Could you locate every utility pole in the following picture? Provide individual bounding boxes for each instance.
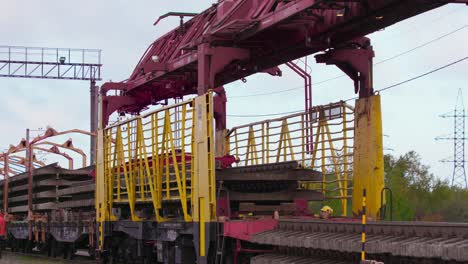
[90,80,98,165]
[25,128,34,240]
[436,89,468,189]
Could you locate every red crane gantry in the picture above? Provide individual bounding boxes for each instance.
[100,0,467,126]
[95,1,468,262]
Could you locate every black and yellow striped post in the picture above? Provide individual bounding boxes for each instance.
[361,188,367,261]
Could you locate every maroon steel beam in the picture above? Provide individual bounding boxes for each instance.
[100,0,468,125]
[3,155,9,213]
[316,37,375,98]
[286,61,313,152]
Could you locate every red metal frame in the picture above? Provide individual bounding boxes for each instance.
[100,0,467,125]
[223,218,278,242]
[286,61,313,152]
[233,239,273,264]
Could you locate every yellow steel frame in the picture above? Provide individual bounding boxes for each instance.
[96,93,215,251]
[227,101,354,215]
[192,94,216,257]
[352,95,384,219]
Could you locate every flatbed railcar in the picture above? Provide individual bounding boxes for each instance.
[0,163,95,259]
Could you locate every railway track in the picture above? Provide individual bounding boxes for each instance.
[251,253,354,264]
[251,219,468,263]
[1,250,94,263]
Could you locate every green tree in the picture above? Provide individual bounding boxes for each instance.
[384,151,468,222]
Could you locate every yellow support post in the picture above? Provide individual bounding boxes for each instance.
[192,93,215,259]
[96,96,113,250]
[246,126,258,165]
[342,104,349,217]
[352,94,384,219]
[95,127,106,250]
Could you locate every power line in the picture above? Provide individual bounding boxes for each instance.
[229,55,468,117]
[376,6,464,41]
[375,24,468,65]
[376,56,468,93]
[229,23,468,99]
[342,55,468,101]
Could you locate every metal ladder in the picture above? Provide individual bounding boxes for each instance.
[214,221,226,264]
[214,181,226,264]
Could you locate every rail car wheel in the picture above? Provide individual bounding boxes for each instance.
[107,249,116,264]
[10,238,16,252]
[36,241,46,253]
[64,243,75,260]
[19,239,27,253]
[24,239,33,253]
[88,246,96,259]
[50,239,61,258]
[15,239,23,252]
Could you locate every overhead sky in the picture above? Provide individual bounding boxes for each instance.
[0,1,467,182]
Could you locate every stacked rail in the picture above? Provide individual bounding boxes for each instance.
[0,163,95,248]
[252,219,468,262]
[0,163,94,213]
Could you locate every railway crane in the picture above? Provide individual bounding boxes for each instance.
[96,0,468,263]
[3,0,468,264]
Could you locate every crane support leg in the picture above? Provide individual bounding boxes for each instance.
[213,87,228,157]
[353,94,384,219]
[316,37,384,219]
[192,93,216,263]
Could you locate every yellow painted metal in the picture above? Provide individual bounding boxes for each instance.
[320,119,326,195]
[199,197,206,257]
[96,127,106,250]
[352,95,384,219]
[342,104,349,216]
[96,95,114,250]
[246,126,258,166]
[226,101,354,215]
[98,93,215,231]
[191,93,216,257]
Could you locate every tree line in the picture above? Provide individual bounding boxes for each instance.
[383,151,468,222]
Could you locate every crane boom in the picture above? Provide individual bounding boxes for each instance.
[100,0,467,125]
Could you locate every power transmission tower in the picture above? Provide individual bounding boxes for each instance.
[436,89,468,189]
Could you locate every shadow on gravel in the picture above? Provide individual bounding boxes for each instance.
[0,251,93,264]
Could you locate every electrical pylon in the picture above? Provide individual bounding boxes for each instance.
[436,89,468,189]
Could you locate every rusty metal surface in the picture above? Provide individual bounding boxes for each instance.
[8,190,56,202]
[57,183,95,196]
[219,161,323,205]
[0,163,93,186]
[58,199,94,209]
[217,168,321,181]
[9,202,58,213]
[251,219,468,262]
[221,161,301,173]
[229,190,323,201]
[49,222,90,242]
[1,164,94,214]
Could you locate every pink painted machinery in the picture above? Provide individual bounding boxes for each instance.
[96,1,468,263]
[100,0,467,127]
